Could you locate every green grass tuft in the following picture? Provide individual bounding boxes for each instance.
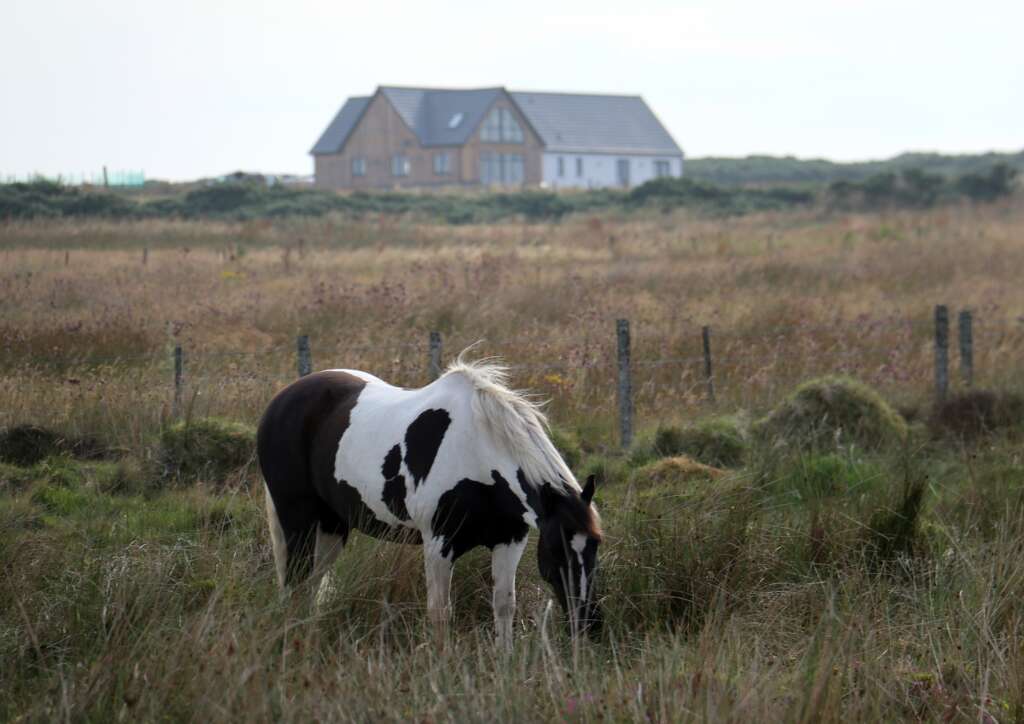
[159,417,256,484]
[754,376,908,452]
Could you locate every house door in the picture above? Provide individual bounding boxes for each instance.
[617,159,630,187]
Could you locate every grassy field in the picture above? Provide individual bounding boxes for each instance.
[2,197,1024,721]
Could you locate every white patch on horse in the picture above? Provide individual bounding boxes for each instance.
[572,532,588,604]
[445,356,582,497]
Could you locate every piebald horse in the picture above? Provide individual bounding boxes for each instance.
[257,357,602,644]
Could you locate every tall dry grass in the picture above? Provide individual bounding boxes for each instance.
[2,200,1023,450]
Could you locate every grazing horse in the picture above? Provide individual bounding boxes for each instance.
[257,357,603,644]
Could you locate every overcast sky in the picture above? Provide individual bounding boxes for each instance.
[2,0,1021,181]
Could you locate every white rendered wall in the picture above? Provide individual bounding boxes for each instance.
[541,153,683,189]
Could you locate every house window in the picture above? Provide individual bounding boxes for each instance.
[654,160,672,178]
[480,107,524,143]
[391,155,410,177]
[480,152,524,185]
[557,157,565,178]
[351,157,366,177]
[433,152,451,176]
[448,112,464,129]
[576,157,583,177]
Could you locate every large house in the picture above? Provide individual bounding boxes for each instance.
[311,86,684,190]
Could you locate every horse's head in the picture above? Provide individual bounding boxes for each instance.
[537,475,603,637]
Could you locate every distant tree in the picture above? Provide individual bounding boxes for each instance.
[955,163,1018,202]
[862,173,898,208]
[900,168,945,207]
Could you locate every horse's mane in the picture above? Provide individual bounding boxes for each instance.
[443,353,581,497]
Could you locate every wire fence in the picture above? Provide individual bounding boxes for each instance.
[3,305,1017,449]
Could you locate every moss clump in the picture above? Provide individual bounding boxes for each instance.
[159,417,256,484]
[654,416,749,468]
[755,376,907,451]
[631,455,724,489]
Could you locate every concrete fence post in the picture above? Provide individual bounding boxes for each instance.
[934,305,949,404]
[616,319,633,449]
[958,309,973,388]
[297,335,312,378]
[429,331,443,381]
[702,325,715,405]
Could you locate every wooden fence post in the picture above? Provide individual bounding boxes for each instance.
[702,325,715,405]
[617,319,633,449]
[296,335,312,378]
[172,345,184,418]
[934,305,949,404]
[429,331,443,381]
[142,247,148,266]
[958,309,973,388]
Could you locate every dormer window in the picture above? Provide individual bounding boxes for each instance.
[448,112,464,129]
[480,107,524,143]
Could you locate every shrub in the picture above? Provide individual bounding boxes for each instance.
[159,417,256,484]
[930,390,1024,441]
[0,425,63,466]
[955,163,1018,202]
[754,376,907,452]
[654,416,749,468]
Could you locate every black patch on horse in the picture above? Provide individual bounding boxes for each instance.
[381,444,410,521]
[431,469,530,560]
[518,468,543,518]
[257,370,367,585]
[403,409,451,487]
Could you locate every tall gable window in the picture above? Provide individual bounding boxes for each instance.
[391,155,410,177]
[433,152,451,176]
[480,152,524,185]
[480,107,524,143]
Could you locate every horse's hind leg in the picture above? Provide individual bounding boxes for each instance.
[311,523,346,611]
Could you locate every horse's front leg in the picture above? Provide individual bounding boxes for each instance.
[491,538,527,650]
[423,537,454,638]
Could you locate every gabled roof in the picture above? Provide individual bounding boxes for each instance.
[310,96,371,155]
[510,92,682,155]
[311,86,683,156]
[380,86,504,147]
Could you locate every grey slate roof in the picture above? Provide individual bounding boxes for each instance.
[310,86,682,156]
[381,86,504,147]
[511,92,682,155]
[310,96,371,155]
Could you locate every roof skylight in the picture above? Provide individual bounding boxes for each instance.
[448,112,464,129]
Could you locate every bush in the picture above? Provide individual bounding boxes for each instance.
[159,417,256,484]
[654,416,749,468]
[930,390,1024,441]
[0,425,63,466]
[955,163,1017,202]
[754,376,907,452]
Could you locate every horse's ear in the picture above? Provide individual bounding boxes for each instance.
[581,474,597,504]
